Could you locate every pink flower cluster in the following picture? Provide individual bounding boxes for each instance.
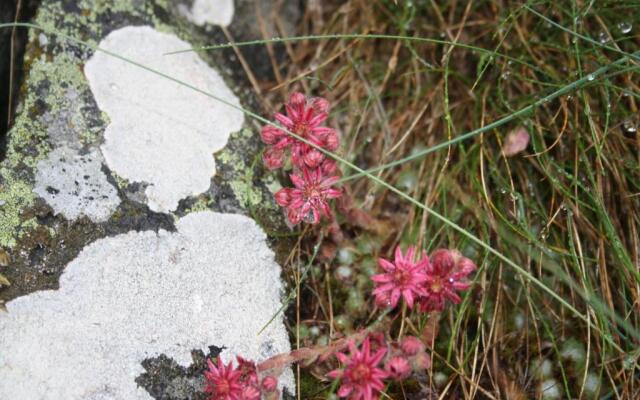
[261,92,342,225]
[204,356,279,400]
[372,246,476,312]
[327,335,431,400]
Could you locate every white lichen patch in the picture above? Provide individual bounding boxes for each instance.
[85,26,244,213]
[179,0,235,27]
[0,211,292,399]
[33,147,121,222]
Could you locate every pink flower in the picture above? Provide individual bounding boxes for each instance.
[235,356,258,386]
[418,249,476,312]
[399,336,424,356]
[240,386,260,400]
[327,337,389,400]
[263,147,285,170]
[275,168,342,225]
[260,92,339,169]
[384,356,412,380]
[371,246,429,309]
[204,358,243,400]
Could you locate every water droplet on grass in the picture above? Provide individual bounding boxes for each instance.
[618,22,632,34]
[621,119,637,136]
[597,31,609,44]
[586,74,595,81]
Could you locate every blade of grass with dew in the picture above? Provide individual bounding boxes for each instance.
[164,33,544,73]
[338,51,638,183]
[523,4,640,64]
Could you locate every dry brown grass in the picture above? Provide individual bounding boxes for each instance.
[245,1,640,398]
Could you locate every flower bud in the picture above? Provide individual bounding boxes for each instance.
[260,125,282,145]
[324,131,340,151]
[303,149,325,168]
[412,351,432,370]
[450,249,477,274]
[385,356,412,380]
[274,188,292,207]
[311,97,330,114]
[289,92,306,107]
[321,159,338,175]
[263,148,285,170]
[400,336,424,356]
[429,249,454,271]
[261,376,278,392]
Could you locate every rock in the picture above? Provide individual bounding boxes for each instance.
[179,0,235,27]
[33,146,120,222]
[228,0,302,81]
[171,0,303,81]
[0,0,299,398]
[85,26,244,213]
[0,211,293,399]
[1,0,41,149]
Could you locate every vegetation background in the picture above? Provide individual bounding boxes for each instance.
[248,1,639,399]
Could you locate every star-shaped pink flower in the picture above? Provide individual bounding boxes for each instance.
[418,249,476,312]
[371,246,429,309]
[327,337,389,400]
[260,92,339,169]
[275,167,342,224]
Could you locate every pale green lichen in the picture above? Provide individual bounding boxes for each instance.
[0,49,99,248]
[265,176,283,197]
[78,0,142,15]
[0,173,36,248]
[1,0,253,248]
[215,129,266,209]
[185,197,213,213]
[111,173,130,190]
[0,0,171,249]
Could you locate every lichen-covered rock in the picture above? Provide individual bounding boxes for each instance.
[85,25,244,213]
[0,211,293,399]
[34,146,121,221]
[0,0,302,398]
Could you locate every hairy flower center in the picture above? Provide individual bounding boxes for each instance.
[294,121,311,136]
[303,185,322,201]
[430,279,443,293]
[393,269,411,287]
[216,379,231,394]
[350,362,372,382]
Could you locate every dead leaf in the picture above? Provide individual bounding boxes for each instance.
[0,273,10,287]
[503,126,530,157]
[0,248,9,267]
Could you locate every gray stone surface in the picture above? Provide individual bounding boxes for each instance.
[0,211,293,399]
[34,147,120,222]
[179,0,235,27]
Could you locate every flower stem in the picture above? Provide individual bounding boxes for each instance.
[397,302,407,340]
